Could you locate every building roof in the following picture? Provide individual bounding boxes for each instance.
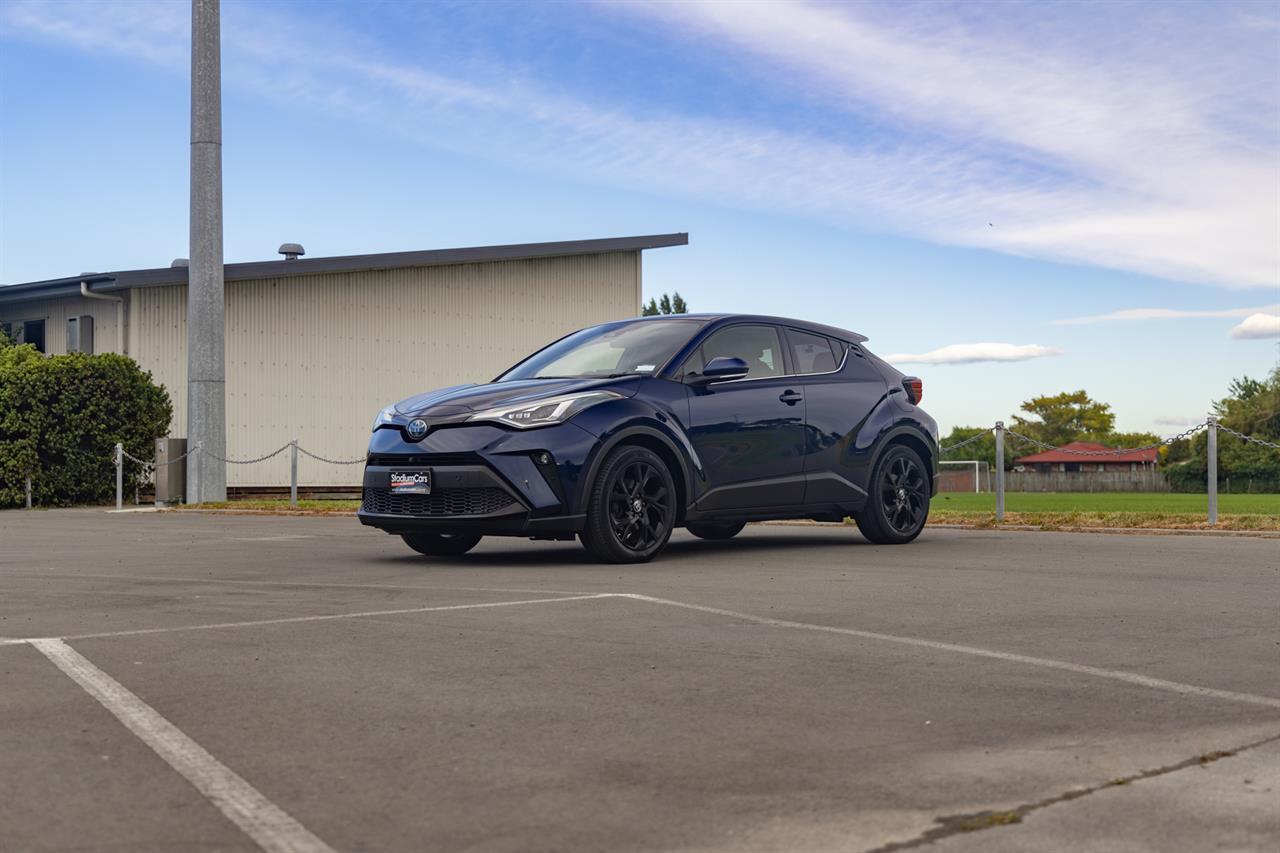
[0,233,688,305]
[1015,441,1158,465]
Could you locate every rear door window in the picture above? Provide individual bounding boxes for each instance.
[786,328,842,375]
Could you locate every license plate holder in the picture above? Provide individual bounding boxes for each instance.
[389,470,432,495]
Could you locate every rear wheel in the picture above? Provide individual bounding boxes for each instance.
[401,532,482,557]
[853,444,930,544]
[580,446,676,563]
[685,521,746,540]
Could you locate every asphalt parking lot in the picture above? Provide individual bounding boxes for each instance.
[1,510,1277,853]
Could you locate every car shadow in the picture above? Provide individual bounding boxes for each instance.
[374,528,879,569]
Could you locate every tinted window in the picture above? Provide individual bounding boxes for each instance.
[500,319,702,380]
[788,329,841,374]
[696,325,783,380]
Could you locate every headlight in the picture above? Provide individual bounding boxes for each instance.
[372,405,398,431]
[468,390,623,429]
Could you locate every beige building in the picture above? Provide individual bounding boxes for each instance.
[0,233,687,488]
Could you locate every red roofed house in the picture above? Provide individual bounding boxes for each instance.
[1015,441,1158,474]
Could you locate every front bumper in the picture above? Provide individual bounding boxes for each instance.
[356,419,598,536]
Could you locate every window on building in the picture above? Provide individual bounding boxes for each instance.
[1097,463,1106,472]
[23,320,45,353]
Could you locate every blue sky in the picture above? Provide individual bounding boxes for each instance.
[1,0,1277,435]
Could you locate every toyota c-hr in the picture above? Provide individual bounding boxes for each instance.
[359,315,938,563]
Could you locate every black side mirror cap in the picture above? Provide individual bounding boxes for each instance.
[692,356,750,384]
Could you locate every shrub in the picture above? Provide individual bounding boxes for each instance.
[0,339,172,507]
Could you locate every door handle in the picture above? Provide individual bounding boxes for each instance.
[779,390,803,405]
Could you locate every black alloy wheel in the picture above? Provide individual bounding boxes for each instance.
[581,446,676,563]
[853,444,930,544]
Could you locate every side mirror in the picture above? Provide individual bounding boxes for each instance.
[693,356,749,384]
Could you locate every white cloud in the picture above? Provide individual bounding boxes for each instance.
[2,0,1278,289]
[883,343,1063,366]
[1055,304,1280,325]
[1229,313,1280,340]
[613,1,1280,288]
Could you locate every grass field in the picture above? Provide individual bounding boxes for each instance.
[930,490,1278,531]
[189,491,1279,532]
[934,491,1280,514]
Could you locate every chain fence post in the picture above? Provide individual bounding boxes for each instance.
[994,421,1005,522]
[290,439,299,508]
[114,442,123,511]
[25,474,33,510]
[1206,415,1217,526]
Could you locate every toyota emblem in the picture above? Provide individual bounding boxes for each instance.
[405,418,429,440]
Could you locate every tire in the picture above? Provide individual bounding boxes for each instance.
[685,521,746,540]
[853,443,930,544]
[401,532,483,557]
[580,445,677,563]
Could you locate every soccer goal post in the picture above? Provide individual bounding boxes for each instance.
[940,460,991,493]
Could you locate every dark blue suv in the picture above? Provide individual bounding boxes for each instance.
[359,315,938,562]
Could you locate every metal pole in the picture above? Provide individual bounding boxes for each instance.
[187,0,227,504]
[290,439,298,508]
[1207,416,1218,526]
[115,443,123,510]
[994,421,1005,522]
[25,475,32,510]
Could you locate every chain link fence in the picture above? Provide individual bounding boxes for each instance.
[16,419,1279,524]
[105,440,366,510]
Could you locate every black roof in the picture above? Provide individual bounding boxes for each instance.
[612,312,868,344]
[0,233,688,305]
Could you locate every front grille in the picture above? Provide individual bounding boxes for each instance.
[367,453,481,467]
[362,487,517,517]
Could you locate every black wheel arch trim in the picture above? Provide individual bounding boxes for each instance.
[867,421,940,495]
[579,422,697,522]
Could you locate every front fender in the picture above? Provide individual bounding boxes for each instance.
[572,399,701,517]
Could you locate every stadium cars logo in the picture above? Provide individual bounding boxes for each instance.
[406,418,429,440]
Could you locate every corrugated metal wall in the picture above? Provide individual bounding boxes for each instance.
[0,295,127,354]
[131,251,641,486]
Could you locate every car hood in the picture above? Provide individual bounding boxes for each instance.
[394,376,639,416]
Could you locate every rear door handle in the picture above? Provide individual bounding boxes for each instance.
[779,390,803,405]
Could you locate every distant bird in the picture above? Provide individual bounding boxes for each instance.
[989,223,994,227]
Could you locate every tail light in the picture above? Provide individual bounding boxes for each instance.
[902,377,923,405]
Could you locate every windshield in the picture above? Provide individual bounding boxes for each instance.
[499,319,703,381]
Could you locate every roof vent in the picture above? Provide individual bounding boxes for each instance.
[278,243,305,261]
[171,258,189,268]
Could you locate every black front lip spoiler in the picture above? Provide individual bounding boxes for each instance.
[357,509,587,537]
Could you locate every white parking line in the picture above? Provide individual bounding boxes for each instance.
[57,593,614,641]
[31,638,338,853]
[617,594,1280,710]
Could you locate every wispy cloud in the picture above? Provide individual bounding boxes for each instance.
[1154,415,1201,427]
[1229,313,1280,340]
[613,1,1280,288]
[2,0,1277,289]
[883,343,1063,366]
[1055,304,1280,325]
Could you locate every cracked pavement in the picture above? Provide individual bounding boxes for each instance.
[2,509,1277,852]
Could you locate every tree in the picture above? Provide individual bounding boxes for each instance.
[1165,363,1280,492]
[1011,390,1115,447]
[1,336,173,507]
[641,293,689,316]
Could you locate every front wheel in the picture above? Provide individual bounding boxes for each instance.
[853,444,930,544]
[580,446,676,563]
[401,532,483,557]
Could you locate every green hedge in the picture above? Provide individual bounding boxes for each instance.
[1,339,172,507]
